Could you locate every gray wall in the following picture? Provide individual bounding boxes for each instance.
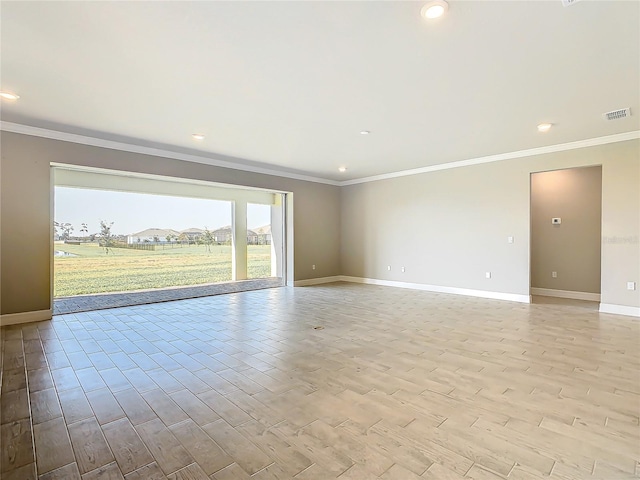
[341,140,639,308]
[0,131,341,315]
[530,166,602,294]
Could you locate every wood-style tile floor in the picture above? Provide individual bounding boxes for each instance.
[1,283,639,479]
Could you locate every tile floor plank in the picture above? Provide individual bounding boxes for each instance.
[101,418,154,475]
[166,463,209,480]
[2,462,37,480]
[81,462,125,480]
[123,462,166,480]
[113,389,157,426]
[58,387,95,425]
[33,417,75,475]
[38,462,82,480]
[30,388,63,424]
[134,418,194,475]
[1,388,31,423]
[202,419,273,476]
[141,389,189,427]
[1,419,34,473]
[1,285,639,479]
[168,419,234,475]
[86,388,126,425]
[67,418,115,474]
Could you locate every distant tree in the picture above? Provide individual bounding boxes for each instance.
[55,222,74,241]
[177,233,188,246]
[202,227,214,253]
[165,233,175,247]
[99,221,115,254]
[80,223,89,240]
[153,235,160,244]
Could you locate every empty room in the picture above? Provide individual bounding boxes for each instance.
[1,1,639,480]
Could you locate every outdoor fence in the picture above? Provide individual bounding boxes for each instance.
[112,241,156,251]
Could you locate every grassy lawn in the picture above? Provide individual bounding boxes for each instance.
[54,243,272,297]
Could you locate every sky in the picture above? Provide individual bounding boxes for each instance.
[55,187,271,235]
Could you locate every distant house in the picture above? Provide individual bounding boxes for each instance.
[127,226,272,245]
[212,226,233,244]
[180,228,204,243]
[127,228,181,244]
[252,225,272,245]
[247,229,259,245]
[209,226,270,245]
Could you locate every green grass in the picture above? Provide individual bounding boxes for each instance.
[54,243,272,297]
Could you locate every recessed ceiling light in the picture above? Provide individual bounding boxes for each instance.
[192,133,205,140]
[360,130,370,135]
[338,167,347,173]
[537,123,553,132]
[0,91,20,100]
[421,0,448,19]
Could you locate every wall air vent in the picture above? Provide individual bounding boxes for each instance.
[561,0,582,6]
[603,108,631,121]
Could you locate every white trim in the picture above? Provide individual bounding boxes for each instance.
[52,163,290,195]
[530,287,600,302]
[339,276,530,303]
[293,276,342,287]
[340,131,640,186]
[2,122,637,187]
[0,121,340,187]
[0,309,52,326]
[599,303,640,318]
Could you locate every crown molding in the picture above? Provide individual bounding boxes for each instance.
[2,121,637,187]
[0,121,341,186]
[340,130,640,186]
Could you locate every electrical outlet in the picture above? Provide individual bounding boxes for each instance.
[628,282,636,291]
[552,271,557,278]
[312,264,316,270]
[485,272,491,279]
[508,236,514,244]
[401,266,405,273]
[387,265,391,271]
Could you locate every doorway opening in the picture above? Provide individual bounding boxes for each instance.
[52,166,288,313]
[530,165,602,302]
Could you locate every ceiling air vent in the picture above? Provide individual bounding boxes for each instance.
[561,0,582,6]
[603,108,631,121]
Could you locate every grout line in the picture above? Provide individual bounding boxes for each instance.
[24,327,38,477]
[464,462,477,476]
[293,463,317,478]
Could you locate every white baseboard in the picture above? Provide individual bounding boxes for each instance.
[599,303,640,318]
[530,287,600,302]
[293,276,343,287]
[339,276,531,303]
[0,309,52,326]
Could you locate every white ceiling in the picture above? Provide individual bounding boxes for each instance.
[1,1,638,182]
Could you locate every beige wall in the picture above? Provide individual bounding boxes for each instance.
[0,131,341,315]
[530,166,602,294]
[1,135,52,315]
[341,140,640,308]
[2,131,638,317]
